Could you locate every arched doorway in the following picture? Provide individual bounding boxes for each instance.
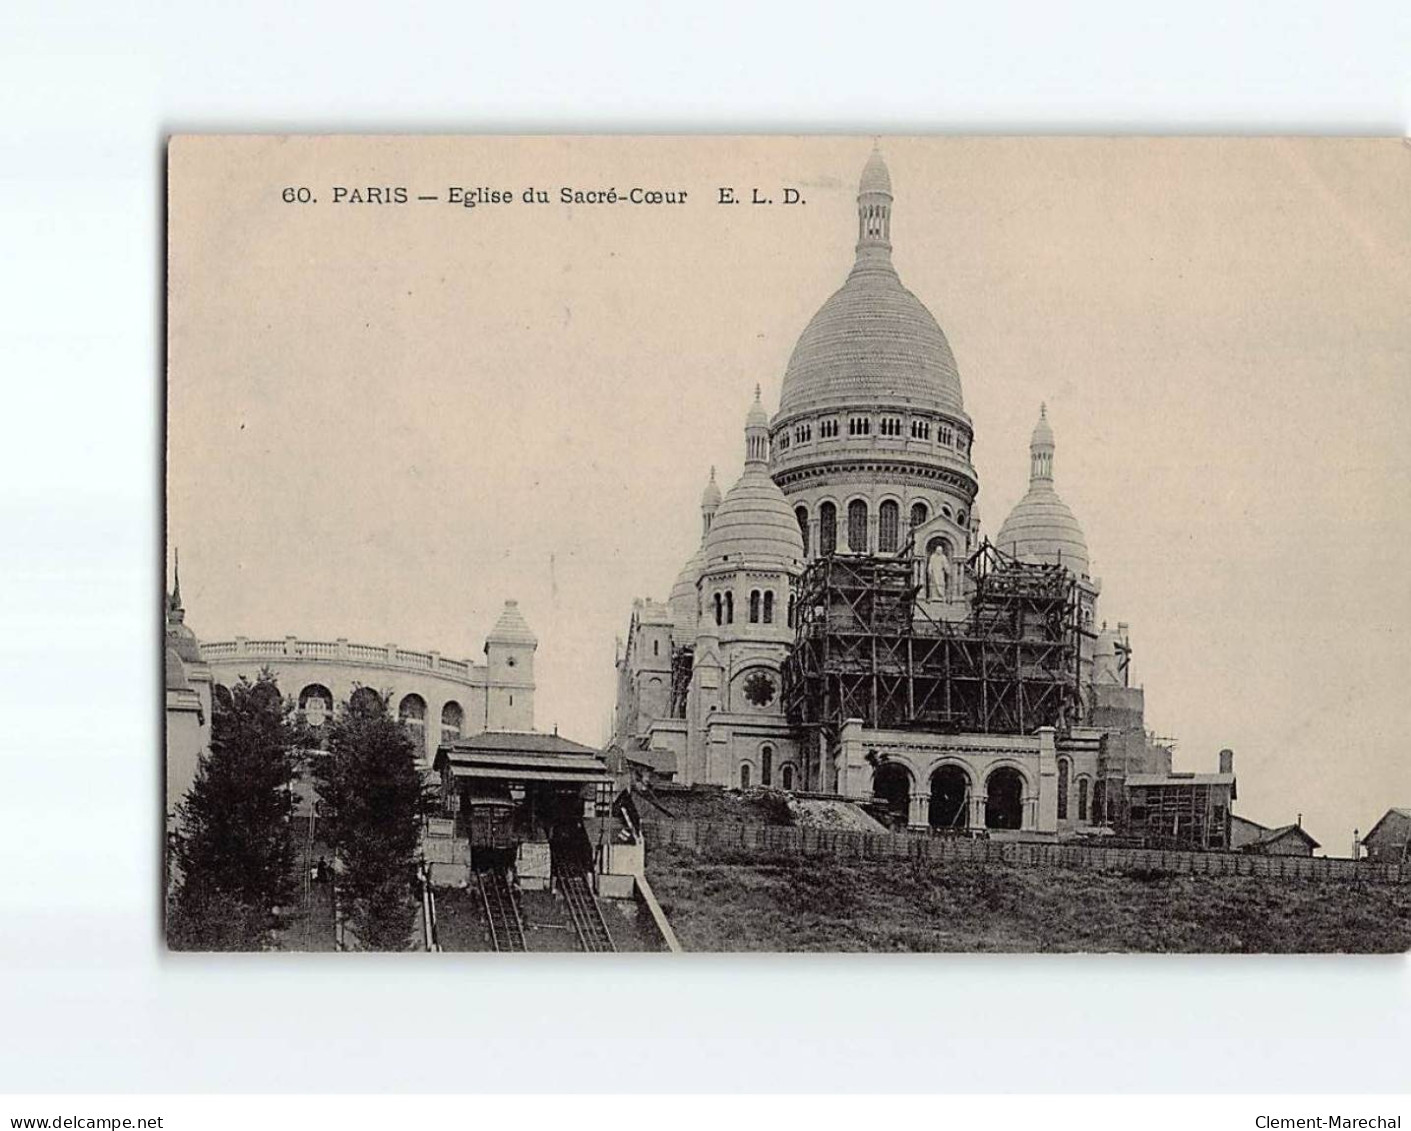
[928,765,969,830]
[298,683,333,727]
[398,693,428,758]
[872,762,911,828]
[984,767,1025,830]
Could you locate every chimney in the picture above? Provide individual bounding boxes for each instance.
[1218,748,1234,775]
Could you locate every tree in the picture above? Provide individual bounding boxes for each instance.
[311,688,426,951]
[168,670,297,951]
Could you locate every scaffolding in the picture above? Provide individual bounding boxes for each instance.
[668,645,693,719]
[781,541,1083,739]
[1125,780,1233,851]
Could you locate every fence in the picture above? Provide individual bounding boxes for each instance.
[640,819,1406,886]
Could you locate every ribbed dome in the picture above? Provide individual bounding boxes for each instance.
[703,465,805,568]
[777,150,963,419]
[779,271,965,416]
[996,486,1089,576]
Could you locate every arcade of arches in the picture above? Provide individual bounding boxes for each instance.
[868,760,1035,832]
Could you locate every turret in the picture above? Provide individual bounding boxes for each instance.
[484,599,536,731]
[700,466,721,537]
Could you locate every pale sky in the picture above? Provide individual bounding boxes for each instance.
[168,136,1411,856]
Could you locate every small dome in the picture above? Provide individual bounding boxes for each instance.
[700,466,722,510]
[995,487,1089,576]
[997,407,1087,575]
[668,545,704,632]
[859,146,892,196]
[165,645,191,692]
[166,618,202,665]
[706,398,806,569]
[703,467,805,569]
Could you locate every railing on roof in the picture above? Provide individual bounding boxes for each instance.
[199,635,483,684]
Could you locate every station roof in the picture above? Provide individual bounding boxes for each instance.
[433,730,610,785]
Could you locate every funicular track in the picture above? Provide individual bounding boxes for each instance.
[558,872,616,953]
[476,871,527,952]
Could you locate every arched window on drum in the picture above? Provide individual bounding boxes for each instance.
[818,502,837,556]
[847,499,868,552]
[878,499,900,553]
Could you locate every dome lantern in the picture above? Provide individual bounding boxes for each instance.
[1030,402,1055,482]
[855,142,894,269]
[745,384,769,464]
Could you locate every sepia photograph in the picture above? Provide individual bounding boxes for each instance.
[164,135,1411,954]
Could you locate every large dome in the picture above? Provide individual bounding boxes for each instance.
[996,406,1089,576]
[779,270,965,417]
[776,148,965,419]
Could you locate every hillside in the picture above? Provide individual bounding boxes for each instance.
[645,843,1411,953]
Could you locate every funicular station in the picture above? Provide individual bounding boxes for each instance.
[427,732,625,951]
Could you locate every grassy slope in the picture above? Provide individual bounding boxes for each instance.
[646,844,1411,953]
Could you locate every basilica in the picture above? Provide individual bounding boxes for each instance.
[612,146,1205,840]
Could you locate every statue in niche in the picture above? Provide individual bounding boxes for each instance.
[927,541,952,602]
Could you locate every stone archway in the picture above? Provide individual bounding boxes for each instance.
[872,762,911,829]
[928,764,970,830]
[984,766,1025,830]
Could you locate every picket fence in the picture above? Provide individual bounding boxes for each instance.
[639,818,1406,885]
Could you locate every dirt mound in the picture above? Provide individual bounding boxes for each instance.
[787,796,888,834]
